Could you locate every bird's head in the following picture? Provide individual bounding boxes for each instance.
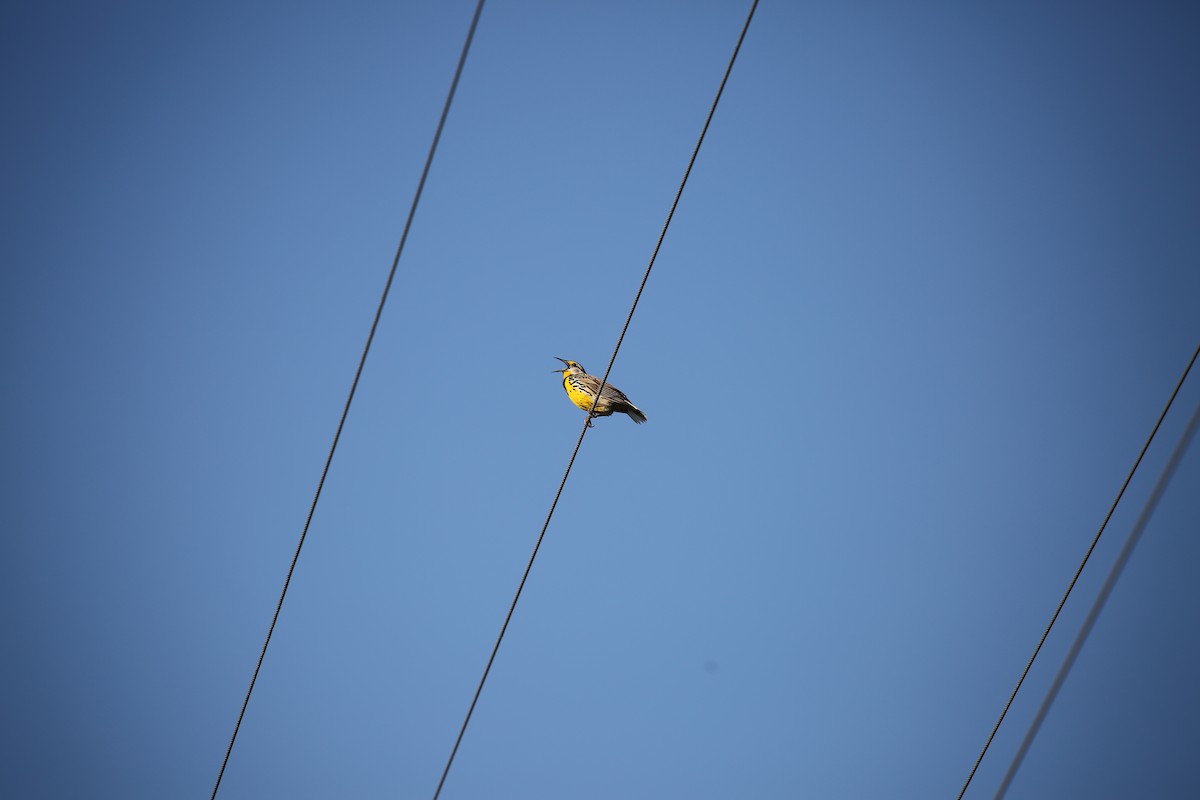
[553,357,585,375]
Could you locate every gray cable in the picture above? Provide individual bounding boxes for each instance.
[210,2,487,796]
[993,397,1200,798]
[957,342,1200,799]
[430,2,759,797]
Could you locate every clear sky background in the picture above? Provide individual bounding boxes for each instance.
[3,1,1199,798]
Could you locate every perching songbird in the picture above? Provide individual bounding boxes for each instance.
[553,357,647,426]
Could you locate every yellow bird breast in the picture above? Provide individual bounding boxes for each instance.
[564,377,606,413]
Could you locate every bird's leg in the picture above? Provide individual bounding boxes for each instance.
[586,413,595,428]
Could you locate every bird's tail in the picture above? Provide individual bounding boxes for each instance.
[620,403,647,424]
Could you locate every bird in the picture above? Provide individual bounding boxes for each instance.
[552,357,647,426]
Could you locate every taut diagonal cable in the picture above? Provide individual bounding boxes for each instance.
[956,340,1200,799]
[210,2,487,797]
[994,396,1200,798]
[430,2,759,798]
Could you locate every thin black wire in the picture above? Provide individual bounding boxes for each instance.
[992,396,1200,798]
[210,2,487,797]
[956,341,1200,800]
[430,3,758,797]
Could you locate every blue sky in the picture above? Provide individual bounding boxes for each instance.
[3,1,1199,798]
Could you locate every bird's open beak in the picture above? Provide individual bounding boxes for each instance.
[552,357,569,372]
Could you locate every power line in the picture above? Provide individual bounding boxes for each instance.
[209,2,488,797]
[993,395,1200,798]
[430,2,759,797]
[956,341,1200,799]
